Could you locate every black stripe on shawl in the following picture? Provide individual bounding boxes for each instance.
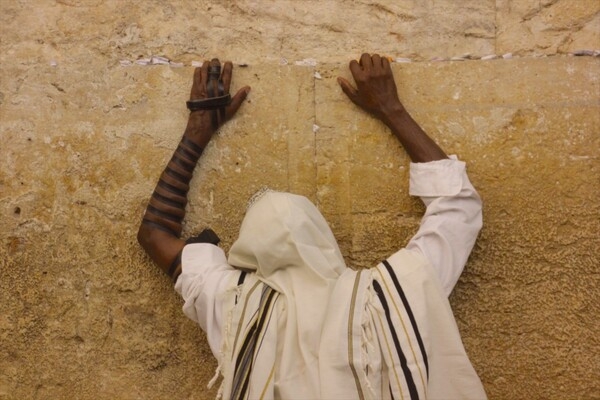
[249,288,277,355]
[235,272,247,305]
[231,323,257,398]
[238,288,277,399]
[234,323,257,371]
[237,271,247,286]
[373,280,420,400]
[237,368,251,400]
[253,293,279,361]
[382,259,429,378]
[232,287,278,399]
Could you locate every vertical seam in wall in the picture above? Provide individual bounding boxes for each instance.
[312,66,318,204]
[348,74,355,268]
[286,67,291,193]
[494,0,498,55]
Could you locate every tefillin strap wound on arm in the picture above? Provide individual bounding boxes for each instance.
[186,64,231,131]
[142,137,204,238]
[168,228,221,282]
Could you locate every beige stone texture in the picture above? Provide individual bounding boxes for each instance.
[1,1,599,399]
[497,0,600,56]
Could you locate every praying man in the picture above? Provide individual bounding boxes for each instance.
[138,53,487,400]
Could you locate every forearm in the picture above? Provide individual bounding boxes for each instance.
[137,59,249,281]
[337,53,447,163]
[382,107,447,163]
[405,160,482,295]
[141,135,203,236]
[137,114,212,274]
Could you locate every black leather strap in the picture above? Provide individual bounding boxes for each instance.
[147,204,182,223]
[165,166,189,182]
[170,154,196,172]
[186,94,232,111]
[180,136,204,155]
[152,190,185,208]
[176,145,200,163]
[157,180,187,197]
[188,63,230,131]
[185,228,221,245]
[142,218,179,237]
[168,250,183,278]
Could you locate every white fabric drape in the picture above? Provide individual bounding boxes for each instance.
[225,192,347,399]
[175,157,488,399]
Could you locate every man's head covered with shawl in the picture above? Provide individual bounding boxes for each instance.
[226,191,347,397]
[228,191,347,284]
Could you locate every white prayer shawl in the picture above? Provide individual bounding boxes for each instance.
[217,192,486,400]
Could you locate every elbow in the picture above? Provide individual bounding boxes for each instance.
[137,223,153,253]
[475,190,483,227]
[474,209,483,237]
[471,191,484,235]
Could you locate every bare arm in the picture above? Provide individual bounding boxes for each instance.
[337,53,447,162]
[137,58,250,281]
[338,53,482,295]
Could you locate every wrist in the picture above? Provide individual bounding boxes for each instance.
[184,112,214,146]
[380,103,407,126]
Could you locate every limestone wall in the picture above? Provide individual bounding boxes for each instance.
[1,1,598,399]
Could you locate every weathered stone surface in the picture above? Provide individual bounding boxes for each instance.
[1,1,599,399]
[1,0,497,65]
[497,0,600,55]
[1,0,597,68]
[0,62,314,399]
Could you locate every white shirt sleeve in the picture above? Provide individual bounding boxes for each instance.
[405,156,483,296]
[174,243,240,357]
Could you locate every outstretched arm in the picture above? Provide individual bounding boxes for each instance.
[137,58,250,281]
[338,53,482,295]
[337,53,447,163]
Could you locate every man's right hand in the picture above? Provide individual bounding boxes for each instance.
[338,53,447,163]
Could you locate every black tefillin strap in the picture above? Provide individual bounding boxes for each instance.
[142,139,204,238]
[186,64,231,130]
[168,228,221,281]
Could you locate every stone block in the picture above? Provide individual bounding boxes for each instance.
[0,0,498,67]
[496,0,600,55]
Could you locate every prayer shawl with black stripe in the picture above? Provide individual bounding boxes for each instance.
[216,192,486,399]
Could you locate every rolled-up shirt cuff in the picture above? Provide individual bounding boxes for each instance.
[409,155,466,197]
[174,243,232,326]
[174,243,230,295]
[174,243,236,358]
